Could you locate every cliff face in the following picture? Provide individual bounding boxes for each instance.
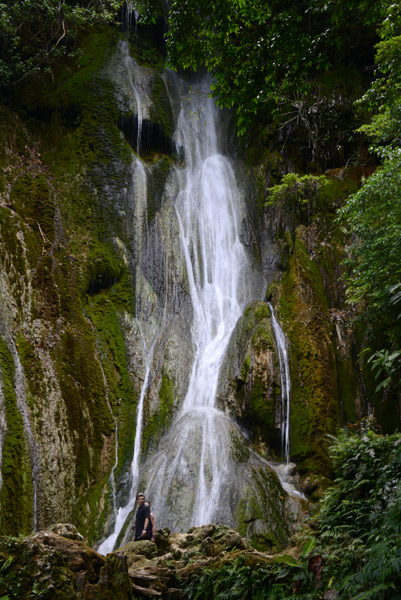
[0,24,374,544]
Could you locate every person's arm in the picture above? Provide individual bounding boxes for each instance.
[142,517,149,538]
[150,513,156,541]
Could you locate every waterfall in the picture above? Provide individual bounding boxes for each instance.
[268,303,291,464]
[97,49,268,551]
[131,75,260,533]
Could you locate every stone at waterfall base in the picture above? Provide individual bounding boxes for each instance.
[0,522,314,599]
[0,524,133,599]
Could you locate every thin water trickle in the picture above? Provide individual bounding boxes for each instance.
[98,343,119,514]
[97,320,159,555]
[0,379,5,497]
[13,346,39,530]
[268,303,291,464]
[120,41,144,154]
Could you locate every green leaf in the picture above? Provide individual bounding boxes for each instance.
[301,538,316,558]
[275,554,299,567]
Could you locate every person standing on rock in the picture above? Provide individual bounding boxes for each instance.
[132,492,152,541]
[145,501,156,542]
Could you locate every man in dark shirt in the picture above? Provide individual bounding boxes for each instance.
[132,492,152,541]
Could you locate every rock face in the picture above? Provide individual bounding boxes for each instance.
[0,21,374,546]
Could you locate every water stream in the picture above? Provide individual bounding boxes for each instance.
[268,303,291,464]
[12,345,39,531]
[0,379,5,497]
[98,322,159,554]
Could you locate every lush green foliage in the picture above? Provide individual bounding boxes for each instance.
[181,428,401,600]
[339,5,401,391]
[267,173,329,210]
[317,427,401,599]
[0,0,123,87]
[339,150,401,331]
[164,0,390,134]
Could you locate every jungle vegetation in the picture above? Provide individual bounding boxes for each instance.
[1,1,401,598]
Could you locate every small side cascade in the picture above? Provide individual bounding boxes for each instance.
[124,0,140,33]
[97,343,119,514]
[120,41,144,154]
[12,345,39,531]
[97,322,159,555]
[268,303,291,465]
[0,379,6,497]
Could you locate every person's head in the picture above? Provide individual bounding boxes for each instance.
[145,501,150,508]
[137,492,145,506]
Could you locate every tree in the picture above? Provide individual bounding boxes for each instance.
[339,4,401,391]
[0,0,123,88]
[164,0,391,134]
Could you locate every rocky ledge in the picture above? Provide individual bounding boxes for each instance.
[0,523,292,599]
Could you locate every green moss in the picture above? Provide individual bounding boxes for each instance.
[279,228,339,472]
[52,28,120,116]
[146,157,173,223]
[141,370,176,455]
[235,493,262,537]
[16,336,45,409]
[229,431,250,463]
[247,376,275,433]
[240,354,251,381]
[232,303,280,448]
[254,303,270,320]
[0,336,33,535]
[234,468,289,552]
[0,208,41,289]
[9,174,55,242]
[83,293,137,541]
[148,74,175,137]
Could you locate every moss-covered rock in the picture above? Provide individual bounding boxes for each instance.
[221,300,283,457]
[266,171,368,473]
[0,529,133,599]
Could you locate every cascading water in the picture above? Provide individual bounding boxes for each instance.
[127,75,263,533]
[268,303,291,464]
[97,36,304,550]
